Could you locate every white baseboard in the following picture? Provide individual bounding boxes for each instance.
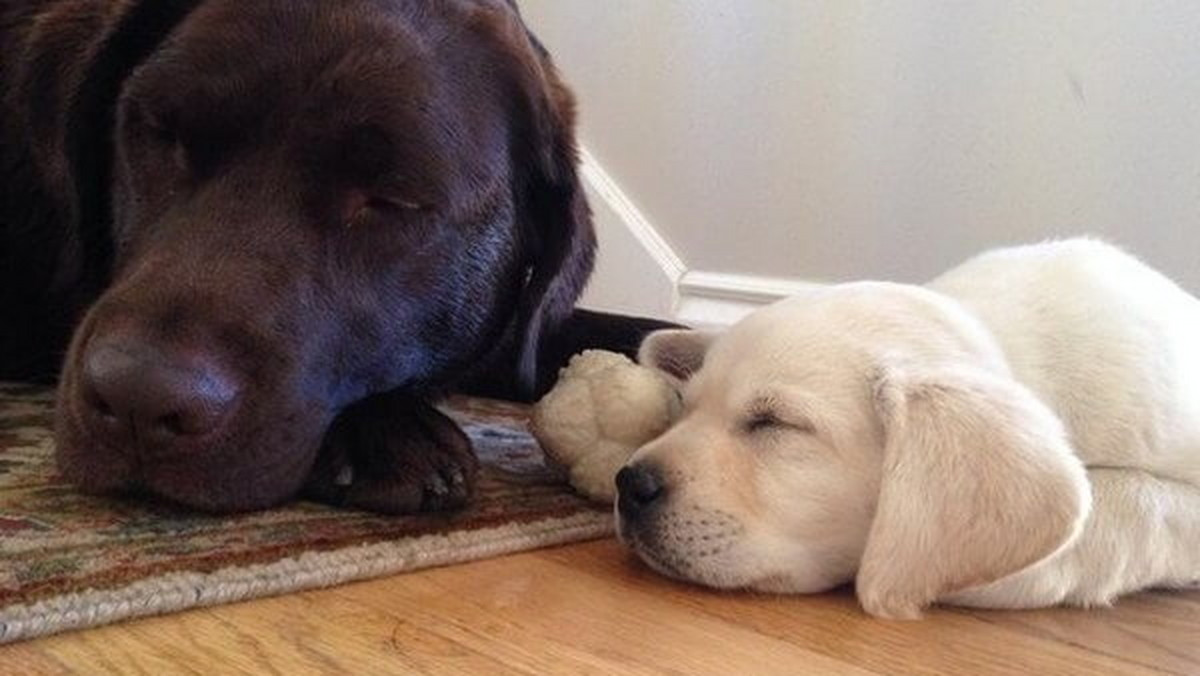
[675,271,822,327]
[579,147,815,327]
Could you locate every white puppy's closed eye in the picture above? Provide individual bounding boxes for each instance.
[742,395,815,436]
[856,365,1091,619]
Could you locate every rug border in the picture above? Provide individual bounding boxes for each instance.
[0,512,613,645]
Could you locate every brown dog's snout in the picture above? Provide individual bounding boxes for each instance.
[81,337,242,452]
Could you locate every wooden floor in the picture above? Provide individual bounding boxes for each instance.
[2,539,1197,675]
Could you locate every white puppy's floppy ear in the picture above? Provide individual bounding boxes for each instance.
[857,365,1090,619]
[637,329,717,384]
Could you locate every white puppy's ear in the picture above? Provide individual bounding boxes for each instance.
[857,365,1090,619]
[637,329,717,384]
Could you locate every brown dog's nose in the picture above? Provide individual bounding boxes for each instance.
[82,338,241,449]
[616,463,666,519]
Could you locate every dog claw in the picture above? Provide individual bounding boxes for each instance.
[427,474,449,496]
[307,393,478,514]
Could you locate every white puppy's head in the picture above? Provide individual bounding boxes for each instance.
[617,283,1090,619]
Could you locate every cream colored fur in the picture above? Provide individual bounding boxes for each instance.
[620,239,1200,618]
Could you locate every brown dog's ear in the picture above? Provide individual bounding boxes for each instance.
[857,365,1090,619]
[638,329,718,385]
[473,3,596,396]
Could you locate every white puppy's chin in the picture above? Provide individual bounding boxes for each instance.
[747,569,845,594]
[617,505,748,587]
[618,508,850,594]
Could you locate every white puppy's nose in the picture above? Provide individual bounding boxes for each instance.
[616,463,666,519]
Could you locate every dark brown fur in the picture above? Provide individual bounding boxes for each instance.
[0,0,676,512]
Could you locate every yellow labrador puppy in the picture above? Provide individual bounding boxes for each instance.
[617,239,1200,619]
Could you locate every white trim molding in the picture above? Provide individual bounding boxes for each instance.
[675,271,822,327]
[579,147,817,327]
[578,148,686,283]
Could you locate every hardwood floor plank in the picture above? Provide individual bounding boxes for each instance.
[537,541,1176,676]
[1,538,1196,675]
[4,585,531,675]
[962,591,1200,676]
[338,548,879,675]
[0,648,73,676]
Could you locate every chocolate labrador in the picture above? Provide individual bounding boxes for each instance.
[0,0,674,513]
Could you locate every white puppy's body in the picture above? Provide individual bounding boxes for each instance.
[931,241,1200,608]
[931,240,1200,488]
[621,239,1200,618]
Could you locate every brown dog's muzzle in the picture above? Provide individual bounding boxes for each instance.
[54,242,335,512]
[80,331,242,455]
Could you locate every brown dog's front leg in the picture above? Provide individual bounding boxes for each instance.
[461,308,686,402]
[304,391,479,514]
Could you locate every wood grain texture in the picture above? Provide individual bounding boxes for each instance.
[2,539,1197,675]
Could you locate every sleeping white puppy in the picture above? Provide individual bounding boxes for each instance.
[616,239,1200,619]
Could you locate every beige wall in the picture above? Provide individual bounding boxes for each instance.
[522,1,1200,297]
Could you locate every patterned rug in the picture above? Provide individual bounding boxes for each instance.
[0,382,610,644]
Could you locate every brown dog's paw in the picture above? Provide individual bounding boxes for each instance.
[304,392,479,514]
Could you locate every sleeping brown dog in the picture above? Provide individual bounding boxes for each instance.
[0,0,672,513]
